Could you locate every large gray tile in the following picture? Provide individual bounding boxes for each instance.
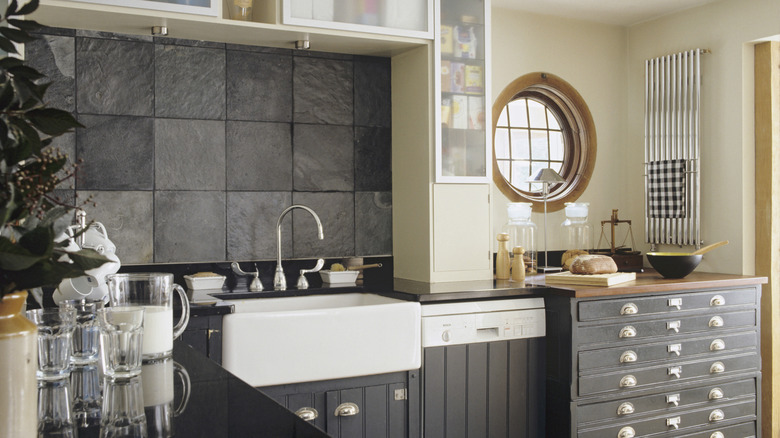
[155,119,226,191]
[226,50,292,122]
[155,44,226,120]
[354,57,391,128]
[76,37,154,116]
[154,191,226,263]
[293,57,353,125]
[76,30,153,42]
[226,121,291,191]
[226,192,292,261]
[293,124,353,191]
[355,127,391,191]
[77,190,154,264]
[76,115,154,190]
[355,192,392,256]
[25,34,75,112]
[291,192,354,258]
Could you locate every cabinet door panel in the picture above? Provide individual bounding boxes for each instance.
[364,385,388,438]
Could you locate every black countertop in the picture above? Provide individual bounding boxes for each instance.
[44,342,328,438]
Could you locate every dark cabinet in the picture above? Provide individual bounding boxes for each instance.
[545,285,762,437]
[181,314,223,365]
[260,371,420,438]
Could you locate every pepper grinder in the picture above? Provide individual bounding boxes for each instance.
[511,246,526,283]
[496,233,511,280]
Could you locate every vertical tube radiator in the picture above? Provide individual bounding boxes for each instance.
[644,48,708,250]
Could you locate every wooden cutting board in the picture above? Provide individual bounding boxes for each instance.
[545,271,637,287]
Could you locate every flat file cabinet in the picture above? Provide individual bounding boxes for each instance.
[545,284,761,437]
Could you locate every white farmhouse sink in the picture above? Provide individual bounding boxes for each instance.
[221,293,421,387]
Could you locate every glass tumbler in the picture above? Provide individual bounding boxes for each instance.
[70,364,102,428]
[37,379,77,437]
[59,299,104,364]
[26,307,76,381]
[101,376,147,438]
[98,307,145,378]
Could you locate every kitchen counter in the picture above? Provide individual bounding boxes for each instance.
[381,277,550,303]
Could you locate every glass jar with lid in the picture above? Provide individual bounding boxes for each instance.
[502,202,537,273]
[561,202,592,251]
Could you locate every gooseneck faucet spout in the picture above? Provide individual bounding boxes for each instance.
[274,205,324,290]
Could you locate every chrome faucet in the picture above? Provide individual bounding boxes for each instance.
[274,205,324,290]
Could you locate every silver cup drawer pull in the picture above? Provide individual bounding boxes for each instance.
[709,316,724,327]
[617,402,635,416]
[708,387,724,400]
[619,326,637,338]
[668,366,682,379]
[617,426,635,438]
[710,432,725,438]
[666,393,680,406]
[668,343,682,356]
[334,402,360,417]
[710,361,725,374]
[709,409,725,422]
[666,416,681,429]
[620,375,637,388]
[710,295,726,306]
[620,303,639,315]
[667,320,681,333]
[620,350,637,363]
[710,339,725,351]
[668,298,682,309]
[295,407,318,421]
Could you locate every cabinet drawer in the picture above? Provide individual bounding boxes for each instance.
[578,289,757,322]
[578,352,758,397]
[577,378,757,425]
[578,400,756,438]
[576,310,756,347]
[579,331,758,371]
[674,420,756,437]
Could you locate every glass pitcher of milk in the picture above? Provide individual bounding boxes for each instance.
[106,273,190,361]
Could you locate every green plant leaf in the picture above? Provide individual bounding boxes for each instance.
[16,0,39,16]
[0,235,42,270]
[0,37,18,54]
[7,18,41,31]
[67,248,111,271]
[8,65,45,81]
[0,57,24,70]
[27,108,82,135]
[0,27,36,44]
[0,80,16,110]
[17,224,54,256]
[5,0,19,16]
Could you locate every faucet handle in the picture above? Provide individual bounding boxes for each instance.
[297,259,325,289]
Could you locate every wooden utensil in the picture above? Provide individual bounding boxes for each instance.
[346,263,383,271]
[691,240,729,256]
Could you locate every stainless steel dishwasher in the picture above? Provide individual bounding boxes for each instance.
[420,298,546,438]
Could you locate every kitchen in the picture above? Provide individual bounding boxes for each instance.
[3,0,778,436]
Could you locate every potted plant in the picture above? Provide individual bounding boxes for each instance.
[0,1,109,435]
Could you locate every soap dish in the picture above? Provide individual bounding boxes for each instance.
[319,270,359,284]
[184,274,226,290]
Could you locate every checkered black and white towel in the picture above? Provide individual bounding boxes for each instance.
[648,159,686,218]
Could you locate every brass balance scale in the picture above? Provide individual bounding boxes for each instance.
[592,209,644,272]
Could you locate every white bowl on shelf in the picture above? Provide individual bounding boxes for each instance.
[319,270,359,284]
[184,274,226,290]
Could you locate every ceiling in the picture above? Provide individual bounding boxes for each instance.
[491,0,722,26]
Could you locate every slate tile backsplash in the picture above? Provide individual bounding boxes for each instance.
[27,27,392,264]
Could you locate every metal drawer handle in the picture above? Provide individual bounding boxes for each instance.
[617,426,635,438]
[710,432,725,438]
[668,366,682,379]
[710,361,725,374]
[668,343,682,356]
[708,387,724,400]
[619,326,637,338]
[620,375,637,388]
[709,409,725,422]
[666,393,680,406]
[617,402,635,416]
[295,407,318,421]
[666,416,681,429]
[710,295,726,306]
[668,297,682,309]
[620,351,637,363]
[334,402,360,417]
[621,303,639,315]
[709,316,724,327]
[710,339,725,351]
[667,320,681,333]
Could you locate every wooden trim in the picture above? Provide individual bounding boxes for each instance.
[754,40,780,438]
[491,72,597,213]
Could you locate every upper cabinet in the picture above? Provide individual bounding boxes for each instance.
[435,0,491,183]
[63,0,219,16]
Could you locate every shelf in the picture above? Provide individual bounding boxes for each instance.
[34,0,429,57]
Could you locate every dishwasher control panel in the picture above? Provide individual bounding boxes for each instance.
[422,308,545,347]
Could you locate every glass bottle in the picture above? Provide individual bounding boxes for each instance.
[503,202,537,274]
[561,202,592,251]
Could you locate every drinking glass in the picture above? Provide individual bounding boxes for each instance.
[26,307,76,381]
[70,364,102,428]
[59,298,104,364]
[142,357,191,438]
[37,379,77,437]
[101,376,147,438]
[98,307,145,378]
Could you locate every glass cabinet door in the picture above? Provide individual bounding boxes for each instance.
[435,0,490,182]
[63,0,219,16]
[283,0,433,39]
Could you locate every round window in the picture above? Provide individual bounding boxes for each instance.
[492,73,596,212]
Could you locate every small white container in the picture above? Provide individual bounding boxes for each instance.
[319,270,359,284]
[184,274,226,290]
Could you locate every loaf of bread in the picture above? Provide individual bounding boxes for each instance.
[561,249,589,271]
[570,255,618,275]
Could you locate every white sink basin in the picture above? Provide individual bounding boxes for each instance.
[221,293,421,387]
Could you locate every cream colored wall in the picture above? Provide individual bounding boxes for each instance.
[626,0,780,275]
[490,10,628,253]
